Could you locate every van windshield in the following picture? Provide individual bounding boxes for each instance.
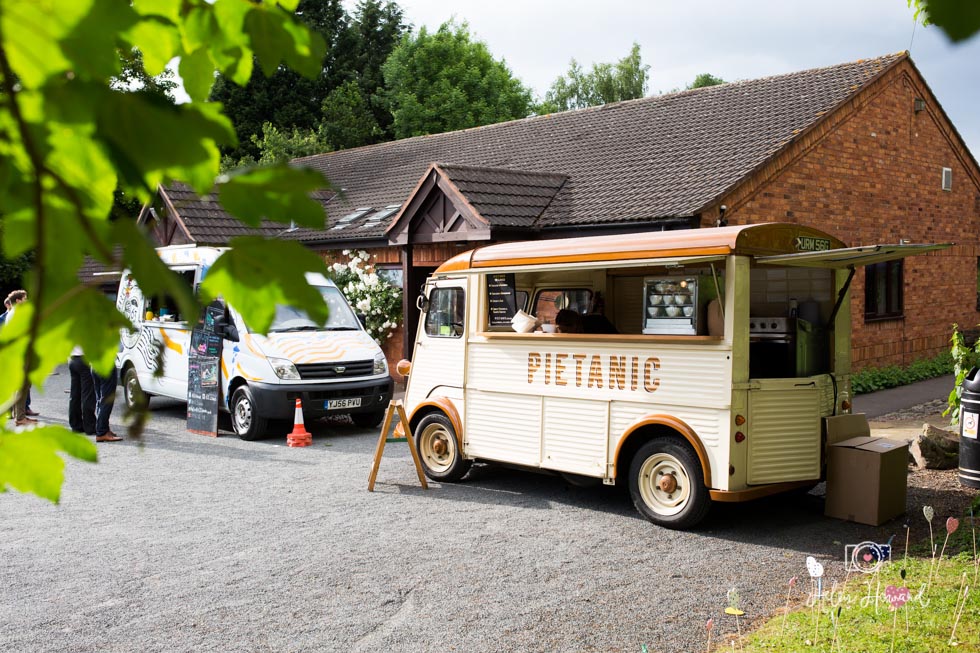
[268,286,360,332]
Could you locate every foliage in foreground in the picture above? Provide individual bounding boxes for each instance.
[0,0,338,502]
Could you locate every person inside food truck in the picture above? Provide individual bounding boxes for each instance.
[555,309,583,334]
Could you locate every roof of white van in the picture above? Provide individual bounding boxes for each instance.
[435,223,846,273]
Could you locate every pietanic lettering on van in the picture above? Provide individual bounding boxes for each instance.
[527,353,660,392]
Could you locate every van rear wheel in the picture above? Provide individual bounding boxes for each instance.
[231,385,268,441]
[629,438,710,529]
[415,413,471,482]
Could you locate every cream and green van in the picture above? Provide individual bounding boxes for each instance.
[397,223,947,528]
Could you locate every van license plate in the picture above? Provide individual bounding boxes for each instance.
[326,398,361,410]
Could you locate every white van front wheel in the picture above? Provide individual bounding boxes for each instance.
[415,413,471,482]
[230,385,268,441]
[629,438,710,529]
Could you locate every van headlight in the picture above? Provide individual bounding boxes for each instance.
[269,357,301,380]
[373,353,388,375]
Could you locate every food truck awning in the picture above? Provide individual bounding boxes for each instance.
[756,243,952,268]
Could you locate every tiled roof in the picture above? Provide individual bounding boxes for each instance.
[436,164,568,228]
[164,53,905,243]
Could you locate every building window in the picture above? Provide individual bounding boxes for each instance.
[864,260,903,321]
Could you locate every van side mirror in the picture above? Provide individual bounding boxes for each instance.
[216,320,239,342]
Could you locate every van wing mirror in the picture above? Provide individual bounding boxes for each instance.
[215,319,240,342]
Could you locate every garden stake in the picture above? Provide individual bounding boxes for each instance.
[889,605,899,653]
[949,585,969,644]
[725,588,745,653]
[937,517,960,572]
[704,618,713,653]
[971,507,978,585]
[903,523,910,569]
[829,605,842,653]
[924,505,936,593]
[779,576,797,637]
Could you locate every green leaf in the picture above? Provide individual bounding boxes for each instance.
[97,91,234,194]
[179,47,216,102]
[279,12,326,78]
[218,164,327,228]
[132,0,181,23]
[275,0,301,12]
[0,426,98,503]
[60,1,138,81]
[244,6,292,77]
[199,237,331,333]
[124,19,182,76]
[922,0,980,42]
[1,0,91,88]
[36,288,130,379]
[0,303,31,410]
[113,220,199,326]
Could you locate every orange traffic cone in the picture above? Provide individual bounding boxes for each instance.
[286,398,312,447]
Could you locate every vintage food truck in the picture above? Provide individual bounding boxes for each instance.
[116,245,393,439]
[397,223,948,528]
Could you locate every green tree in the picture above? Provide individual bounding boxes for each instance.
[222,122,332,171]
[539,43,650,113]
[908,0,980,42]
[320,79,383,151]
[0,0,339,503]
[382,21,534,139]
[210,0,406,161]
[688,73,726,89]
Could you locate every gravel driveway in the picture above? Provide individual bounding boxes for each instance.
[0,369,968,653]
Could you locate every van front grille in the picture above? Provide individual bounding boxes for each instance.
[295,360,374,380]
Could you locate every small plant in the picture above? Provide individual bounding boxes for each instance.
[327,250,402,345]
[944,324,980,425]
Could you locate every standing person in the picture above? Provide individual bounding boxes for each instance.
[91,363,121,442]
[68,346,97,435]
[6,290,35,426]
[0,297,10,324]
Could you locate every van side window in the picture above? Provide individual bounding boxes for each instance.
[425,287,465,338]
[533,289,592,326]
[146,269,195,323]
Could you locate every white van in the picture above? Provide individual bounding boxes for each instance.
[116,245,393,439]
[398,223,948,528]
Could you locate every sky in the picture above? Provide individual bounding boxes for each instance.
[349,0,979,157]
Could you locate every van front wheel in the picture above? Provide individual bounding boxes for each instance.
[629,438,710,529]
[415,413,471,482]
[230,385,268,441]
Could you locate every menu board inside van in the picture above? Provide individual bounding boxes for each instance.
[487,273,517,328]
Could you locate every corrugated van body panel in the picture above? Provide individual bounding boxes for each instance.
[747,386,821,483]
[541,398,609,475]
[464,389,541,465]
[463,339,732,477]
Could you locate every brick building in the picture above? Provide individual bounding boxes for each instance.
[142,52,979,373]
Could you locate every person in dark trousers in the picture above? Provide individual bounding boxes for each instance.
[68,347,96,435]
[92,364,121,442]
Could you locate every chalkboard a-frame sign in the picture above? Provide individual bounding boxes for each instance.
[187,300,224,436]
[487,273,518,328]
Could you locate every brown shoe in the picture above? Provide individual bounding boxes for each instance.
[14,417,38,426]
[25,409,39,417]
[96,432,123,442]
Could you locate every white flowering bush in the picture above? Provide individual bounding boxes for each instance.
[328,250,402,344]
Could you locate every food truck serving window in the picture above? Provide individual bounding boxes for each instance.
[425,287,465,338]
[533,289,593,325]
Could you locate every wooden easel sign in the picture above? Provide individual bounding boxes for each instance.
[367,400,428,491]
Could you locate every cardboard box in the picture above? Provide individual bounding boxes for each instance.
[825,435,908,526]
[824,414,872,447]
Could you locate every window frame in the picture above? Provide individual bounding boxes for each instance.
[864,259,904,322]
[424,286,465,338]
